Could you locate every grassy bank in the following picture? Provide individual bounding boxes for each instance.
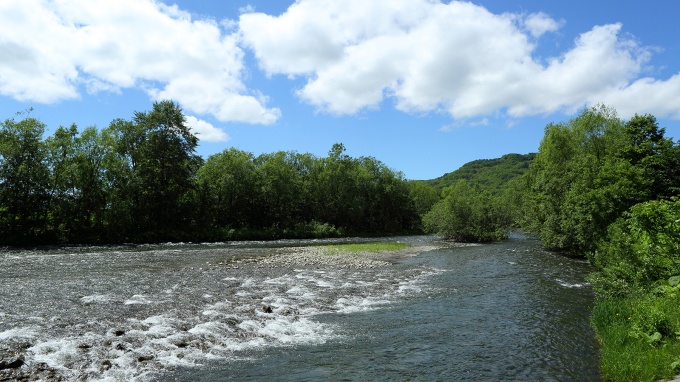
[321,242,411,254]
[591,292,680,381]
[589,199,680,381]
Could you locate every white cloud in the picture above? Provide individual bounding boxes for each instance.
[239,0,680,121]
[185,115,230,142]
[0,0,280,124]
[523,12,563,38]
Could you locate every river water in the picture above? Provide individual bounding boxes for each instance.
[0,235,600,381]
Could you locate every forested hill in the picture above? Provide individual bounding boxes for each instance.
[424,153,535,193]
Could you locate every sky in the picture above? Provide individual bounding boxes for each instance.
[1,1,679,180]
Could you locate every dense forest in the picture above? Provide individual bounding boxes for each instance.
[0,101,419,245]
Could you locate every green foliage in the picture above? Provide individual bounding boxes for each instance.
[423,180,509,242]
[524,105,666,254]
[322,242,411,254]
[0,106,418,244]
[44,125,109,243]
[406,181,440,217]
[420,153,535,235]
[589,199,680,381]
[521,106,680,380]
[590,199,680,295]
[426,153,535,194]
[0,112,51,244]
[196,148,258,229]
[591,295,680,382]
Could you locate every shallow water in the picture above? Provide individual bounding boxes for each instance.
[0,236,599,381]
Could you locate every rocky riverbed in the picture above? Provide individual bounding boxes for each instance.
[0,242,440,381]
[243,245,439,269]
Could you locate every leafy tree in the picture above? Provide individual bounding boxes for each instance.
[620,114,679,200]
[314,143,362,230]
[197,148,258,229]
[407,181,441,217]
[46,124,80,240]
[526,106,680,254]
[45,125,108,242]
[525,105,646,253]
[357,156,418,232]
[102,101,202,241]
[423,180,509,242]
[254,151,307,229]
[100,118,137,240]
[0,113,51,244]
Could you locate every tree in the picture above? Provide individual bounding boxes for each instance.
[46,124,80,240]
[620,114,678,200]
[408,181,440,217]
[423,180,508,242]
[0,113,51,244]
[102,100,202,241]
[45,124,108,242]
[197,148,258,229]
[525,105,645,253]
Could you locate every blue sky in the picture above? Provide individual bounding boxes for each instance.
[1,1,679,180]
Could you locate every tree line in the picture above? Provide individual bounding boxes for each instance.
[0,101,419,245]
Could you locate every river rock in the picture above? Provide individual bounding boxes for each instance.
[261,305,273,313]
[100,359,112,372]
[0,353,24,370]
[137,355,154,362]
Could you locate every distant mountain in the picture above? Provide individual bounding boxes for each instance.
[425,153,536,194]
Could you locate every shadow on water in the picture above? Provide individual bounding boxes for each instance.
[163,237,600,382]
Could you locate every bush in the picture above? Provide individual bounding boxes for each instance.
[590,198,680,294]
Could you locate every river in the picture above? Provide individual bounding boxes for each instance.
[0,235,600,381]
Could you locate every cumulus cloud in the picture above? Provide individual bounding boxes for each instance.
[239,0,679,120]
[185,115,230,142]
[523,12,564,38]
[0,0,280,124]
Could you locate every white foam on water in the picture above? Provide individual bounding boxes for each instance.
[0,326,39,340]
[124,294,154,305]
[201,301,233,317]
[80,294,113,304]
[295,273,337,288]
[29,336,86,370]
[264,276,292,285]
[258,317,334,345]
[0,245,442,382]
[556,279,590,288]
[188,321,234,338]
[138,316,179,338]
[334,296,391,313]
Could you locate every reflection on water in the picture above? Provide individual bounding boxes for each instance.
[0,236,600,381]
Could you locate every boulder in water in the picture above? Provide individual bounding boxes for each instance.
[0,353,24,370]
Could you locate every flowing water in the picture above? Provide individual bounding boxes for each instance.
[0,235,600,381]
